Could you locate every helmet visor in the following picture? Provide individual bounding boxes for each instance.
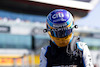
[50,28,72,38]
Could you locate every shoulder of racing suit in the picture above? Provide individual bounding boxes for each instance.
[39,45,49,67]
[76,42,94,67]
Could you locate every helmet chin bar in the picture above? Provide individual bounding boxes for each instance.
[43,25,78,33]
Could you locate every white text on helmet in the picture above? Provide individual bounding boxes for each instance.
[53,18,66,22]
[52,12,64,19]
[53,23,67,28]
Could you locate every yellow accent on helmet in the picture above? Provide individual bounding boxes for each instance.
[66,21,73,28]
[48,31,72,47]
[46,22,54,29]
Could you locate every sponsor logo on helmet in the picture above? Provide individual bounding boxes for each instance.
[53,23,67,28]
[52,12,66,22]
[52,12,64,19]
[53,18,66,23]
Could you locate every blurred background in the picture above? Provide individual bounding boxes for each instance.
[0,0,100,67]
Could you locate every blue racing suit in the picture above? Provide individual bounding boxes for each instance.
[40,40,94,67]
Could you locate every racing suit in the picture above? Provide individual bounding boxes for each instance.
[40,40,94,67]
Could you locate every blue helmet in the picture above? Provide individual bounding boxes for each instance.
[45,9,75,47]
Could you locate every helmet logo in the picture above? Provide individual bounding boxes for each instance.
[53,23,67,28]
[52,12,64,19]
